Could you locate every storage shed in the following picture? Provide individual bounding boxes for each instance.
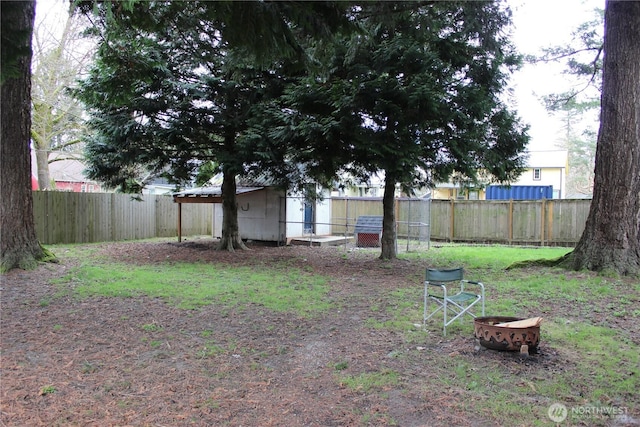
[172,181,332,244]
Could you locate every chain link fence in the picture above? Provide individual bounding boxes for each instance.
[294,196,433,253]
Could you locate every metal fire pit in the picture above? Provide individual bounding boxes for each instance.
[474,316,540,353]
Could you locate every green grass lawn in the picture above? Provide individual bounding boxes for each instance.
[47,241,639,426]
[396,245,639,426]
[65,262,330,314]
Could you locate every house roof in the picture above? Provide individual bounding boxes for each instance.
[48,157,90,182]
[173,171,285,203]
[525,150,568,168]
[206,172,275,188]
[31,151,98,184]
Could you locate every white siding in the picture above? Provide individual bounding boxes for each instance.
[212,186,333,241]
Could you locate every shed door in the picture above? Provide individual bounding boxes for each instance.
[304,202,314,234]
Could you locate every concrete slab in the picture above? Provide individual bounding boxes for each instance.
[288,235,353,247]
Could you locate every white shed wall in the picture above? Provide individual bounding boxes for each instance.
[212,187,332,242]
[285,195,306,238]
[314,190,332,235]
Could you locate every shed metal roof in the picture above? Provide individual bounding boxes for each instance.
[173,186,265,203]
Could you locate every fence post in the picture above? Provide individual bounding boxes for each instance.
[178,202,182,242]
[540,199,546,246]
[110,193,115,242]
[449,199,455,242]
[546,200,554,244]
[509,199,513,245]
[406,198,411,252]
[346,197,350,235]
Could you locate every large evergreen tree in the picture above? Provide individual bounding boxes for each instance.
[75,1,345,251]
[274,2,529,259]
[1,0,351,269]
[530,3,639,275]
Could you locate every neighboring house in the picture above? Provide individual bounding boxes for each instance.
[431,184,483,200]
[333,172,433,198]
[49,158,102,192]
[432,150,568,200]
[335,172,386,198]
[142,176,175,195]
[173,176,333,244]
[32,151,102,192]
[32,150,184,194]
[511,150,568,199]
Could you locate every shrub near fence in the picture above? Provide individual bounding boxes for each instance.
[32,192,212,245]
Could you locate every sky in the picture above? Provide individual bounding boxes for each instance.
[508,0,605,151]
[34,0,605,153]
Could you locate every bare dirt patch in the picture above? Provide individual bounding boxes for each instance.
[0,239,634,426]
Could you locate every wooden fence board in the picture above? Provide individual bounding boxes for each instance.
[511,201,542,243]
[429,200,452,240]
[330,197,384,235]
[155,196,177,237]
[548,199,591,244]
[33,192,211,244]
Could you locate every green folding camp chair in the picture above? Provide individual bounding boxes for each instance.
[423,267,485,335]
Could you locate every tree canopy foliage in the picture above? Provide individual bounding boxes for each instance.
[75,1,352,250]
[534,7,603,198]
[267,2,529,258]
[76,0,529,257]
[536,7,604,112]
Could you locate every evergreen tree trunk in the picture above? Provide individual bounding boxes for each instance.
[379,175,397,260]
[567,1,640,276]
[1,0,50,272]
[217,167,248,251]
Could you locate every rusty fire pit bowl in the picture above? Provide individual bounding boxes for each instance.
[474,316,540,352]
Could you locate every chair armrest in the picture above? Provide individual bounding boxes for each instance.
[424,281,448,298]
[425,281,448,287]
[462,280,484,294]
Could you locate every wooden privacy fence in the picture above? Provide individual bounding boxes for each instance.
[331,196,431,241]
[331,198,591,247]
[33,192,211,245]
[430,199,591,246]
[32,192,590,246]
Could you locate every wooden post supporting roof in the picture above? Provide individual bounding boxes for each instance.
[178,202,182,242]
[172,186,264,242]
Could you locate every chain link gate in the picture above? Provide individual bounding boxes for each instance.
[331,196,431,252]
[396,196,431,252]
